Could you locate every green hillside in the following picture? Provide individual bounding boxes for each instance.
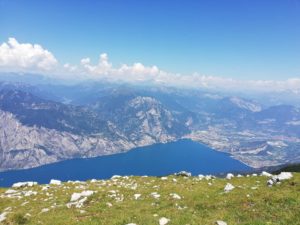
[0,173,299,225]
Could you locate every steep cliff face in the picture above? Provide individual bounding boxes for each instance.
[0,110,129,170]
[0,91,185,171]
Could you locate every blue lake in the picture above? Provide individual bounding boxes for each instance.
[0,139,252,187]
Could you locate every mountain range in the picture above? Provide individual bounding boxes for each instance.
[0,75,300,171]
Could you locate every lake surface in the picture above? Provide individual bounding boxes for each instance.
[0,139,252,187]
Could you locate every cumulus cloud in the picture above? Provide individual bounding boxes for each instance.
[0,37,299,94]
[76,54,300,94]
[0,38,58,73]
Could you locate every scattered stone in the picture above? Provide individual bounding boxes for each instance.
[50,179,61,185]
[261,171,272,177]
[267,172,293,186]
[41,208,49,213]
[216,220,227,225]
[70,190,94,202]
[226,173,234,179]
[106,202,113,207]
[175,171,191,177]
[71,193,82,202]
[0,212,8,223]
[24,190,37,196]
[12,181,37,188]
[198,175,205,180]
[42,185,50,191]
[150,192,160,199]
[134,194,141,200]
[276,172,293,181]
[205,175,212,180]
[159,217,170,225]
[81,190,94,197]
[67,190,94,208]
[5,189,18,194]
[170,193,181,200]
[224,183,235,192]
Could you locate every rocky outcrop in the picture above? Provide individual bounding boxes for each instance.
[0,109,177,171]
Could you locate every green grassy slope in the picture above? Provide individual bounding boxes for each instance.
[0,173,299,225]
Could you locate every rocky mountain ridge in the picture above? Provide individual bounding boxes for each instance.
[0,81,300,171]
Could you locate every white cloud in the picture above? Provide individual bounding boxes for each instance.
[0,37,299,94]
[80,53,112,75]
[0,38,58,73]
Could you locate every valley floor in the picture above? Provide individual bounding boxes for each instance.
[0,173,300,225]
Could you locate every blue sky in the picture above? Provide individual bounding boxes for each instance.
[0,0,300,80]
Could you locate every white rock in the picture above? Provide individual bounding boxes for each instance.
[226,173,234,179]
[170,193,181,200]
[50,179,61,185]
[71,190,94,202]
[276,172,293,181]
[81,190,94,197]
[205,175,212,180]
[159,217,170,225]
[175,171,191,177]
[252,173,258,177]
[237,174,243,177]
[111,175,122,179]
[150,192,160,199]
[134,194,141,200]
[78,197,87,204]
[12,181,37,188]
[0,212,8,223]
[42,185,50,191]
[41,208,49,213]
[261,171,272,177]
[161,177,168,180]
[71,193,82,202]
[267,178,274,186]
[268,172,293,186]
[126,224,137,225]
[5,189,18,194]
[224,183,235,192]
[24,191,37,196]
[198,174,204,180]
[216,220,227,225]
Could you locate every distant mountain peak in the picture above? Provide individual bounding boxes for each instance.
[229,97,262,112]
